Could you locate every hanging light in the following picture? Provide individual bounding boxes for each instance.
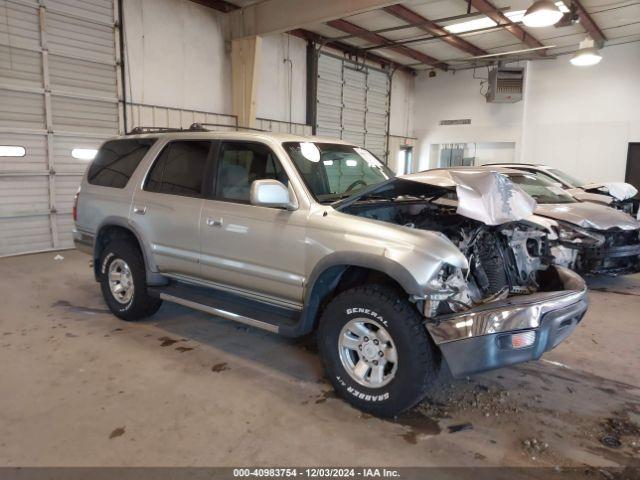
[522,0,563,27]
[570,37,602,66]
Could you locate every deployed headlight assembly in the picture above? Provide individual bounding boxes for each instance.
[555,222,605,247]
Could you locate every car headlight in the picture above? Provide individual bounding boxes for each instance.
[556,222,605,247]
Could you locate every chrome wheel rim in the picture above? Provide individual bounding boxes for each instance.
[338,318,398,388]
[108,258,134,304]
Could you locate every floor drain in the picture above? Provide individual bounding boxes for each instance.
[600,436,622,449]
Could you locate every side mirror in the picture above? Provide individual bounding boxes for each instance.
[250,179,297,210]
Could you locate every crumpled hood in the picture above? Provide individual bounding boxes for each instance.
[582,182,638,201]
[535,202,640,230]
[342,169,537,226]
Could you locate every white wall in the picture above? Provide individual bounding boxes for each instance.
[256,34,307,124]
[413,42,640,182]
[522,42,640,183]
[123,0,231,114]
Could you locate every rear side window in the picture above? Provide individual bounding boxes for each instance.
[87,139,156,188]
[145,141,211,198]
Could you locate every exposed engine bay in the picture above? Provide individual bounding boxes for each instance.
[342,200,554,317]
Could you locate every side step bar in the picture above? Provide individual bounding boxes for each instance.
[149,282,304,336]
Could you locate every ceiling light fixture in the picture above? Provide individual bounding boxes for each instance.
[523,0,563,27]
[570,37,602,66]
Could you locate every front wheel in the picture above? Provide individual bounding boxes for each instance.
[317,285,439,418]
[99,239,162,321]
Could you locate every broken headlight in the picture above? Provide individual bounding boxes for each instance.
[556,222,605,247]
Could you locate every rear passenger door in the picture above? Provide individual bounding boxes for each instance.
[131,140,214,277]
[199,141,307,305]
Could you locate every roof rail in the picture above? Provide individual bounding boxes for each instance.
[190,123,268,133]
[127,126,190,135]
[127,123,270,135]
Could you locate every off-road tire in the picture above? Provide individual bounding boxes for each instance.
[99,239,162,321]
[317,284,439,418]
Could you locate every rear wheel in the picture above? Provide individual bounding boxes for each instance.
[99,239,162,321]
[317,284,439,417]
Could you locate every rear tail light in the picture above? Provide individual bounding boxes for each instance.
[72,188,80,222]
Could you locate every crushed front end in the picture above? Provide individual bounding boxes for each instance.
[550,224,640,276]
[338,170,589,378]
[425,265,587,377]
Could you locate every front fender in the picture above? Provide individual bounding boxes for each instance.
[305,251,423,302]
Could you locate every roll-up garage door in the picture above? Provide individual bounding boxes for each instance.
[0,0,119,256]
[315,51,390,162]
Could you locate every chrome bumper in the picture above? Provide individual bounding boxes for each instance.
[72,228,94,255]
[426,266,588,378]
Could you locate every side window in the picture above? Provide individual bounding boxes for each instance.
[216,141,287,203]
[145,141,211,198]
[87,138,156,188]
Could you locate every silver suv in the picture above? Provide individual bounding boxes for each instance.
[73,127,588,417]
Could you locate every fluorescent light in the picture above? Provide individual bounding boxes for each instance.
[0,146,25,157]
[71,148,98,160]
[570,37,602,66]
[444,2,566,34]
[523,0,563,27]
[444,17,496,34]
[323,160,334,166]
[345,159,358,167]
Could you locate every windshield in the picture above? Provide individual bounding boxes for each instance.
[284,142,394,202]
[503,172,576,204]
[548,169,584,188]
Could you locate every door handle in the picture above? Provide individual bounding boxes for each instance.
[206,217,223,227]
[133,205,147,215]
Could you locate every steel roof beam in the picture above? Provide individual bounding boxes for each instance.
[468,0,545,50]
[382,4,488,57]
[326,18,449,70]
[571,0,607,45]
[289,28,415,73]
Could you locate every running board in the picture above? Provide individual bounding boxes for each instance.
[149,282,301,335]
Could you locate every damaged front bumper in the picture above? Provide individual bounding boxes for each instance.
[425,266,587,378]
[552,242,640,276]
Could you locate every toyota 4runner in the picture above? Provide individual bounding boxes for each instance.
[73,126,588,417]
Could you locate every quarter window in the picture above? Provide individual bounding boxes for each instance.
[145,141,211,198]
[88,139,156,188]
[215,142,287,203]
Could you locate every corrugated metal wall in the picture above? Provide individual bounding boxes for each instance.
[315,51,390,161]
[0,0,119,256]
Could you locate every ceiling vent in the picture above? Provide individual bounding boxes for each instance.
[485,66,524,103]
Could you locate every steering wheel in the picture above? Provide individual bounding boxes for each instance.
[345,179,367,192]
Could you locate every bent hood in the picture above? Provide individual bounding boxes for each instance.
[335,169,537,226]
[535,202,640,230]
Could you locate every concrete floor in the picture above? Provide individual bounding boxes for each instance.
[0,249,639,468]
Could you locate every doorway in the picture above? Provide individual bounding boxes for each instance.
[625,143,640,193]
[397,146,414,175]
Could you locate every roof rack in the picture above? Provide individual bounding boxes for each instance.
[127,123,270,135]
[127,126,198,135]
[189,123,268,133]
